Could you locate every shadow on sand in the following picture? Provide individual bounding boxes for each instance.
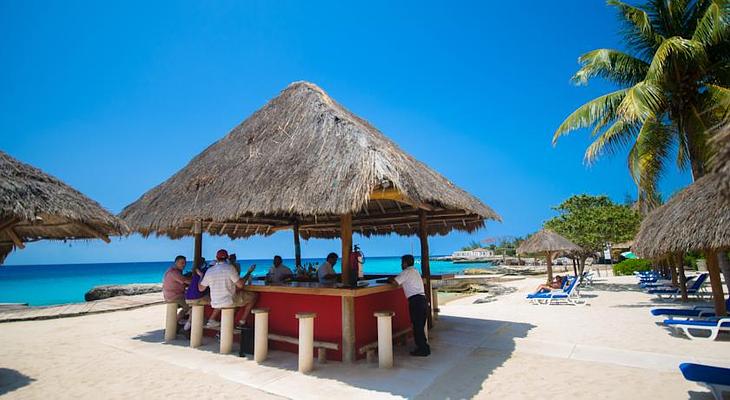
[132,315,535,399]
[0,368,35,396]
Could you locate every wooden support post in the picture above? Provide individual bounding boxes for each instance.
[674,253,688,302]
[293,222,302,268]
[418,210,433,328]
[193,220,202,270]
[705,250,727,317]
[545,251,554,284]
[341,214,352,286]
[5,228,25,249]
[341,296,355,363]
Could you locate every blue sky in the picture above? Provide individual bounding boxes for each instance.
[1,1,691,265]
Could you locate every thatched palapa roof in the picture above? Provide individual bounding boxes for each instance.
[516,229,582,254]
[121,82,500,239]
[633,172,729,258]
[0,151,128,262]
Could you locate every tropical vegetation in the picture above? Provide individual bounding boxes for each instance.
[553,0,730,213]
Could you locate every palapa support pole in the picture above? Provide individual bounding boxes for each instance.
[341,213,352,285]
[374,310,395,368]
[193,220,202,270]
[341,296,356,363]
[418,210,434,328]
[545,251,554,284]
[220,308,235,354]
[674,253,688,302]
[705,250,727,317]
[296,312,316,373]
[293,222,302,268]
[252,308,269,362]
[190,304,205,347]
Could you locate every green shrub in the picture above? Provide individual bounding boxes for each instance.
[613,259,652,276]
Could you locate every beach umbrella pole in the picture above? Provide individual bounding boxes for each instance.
[706,250,728,316]
[419,210,433,328]
[193,220,202,269]
[293,222,302,268]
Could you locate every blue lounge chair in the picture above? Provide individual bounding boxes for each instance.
[663,318,730,341]
[680,363,730,399]
[647,273,708,299]
[526,276,582,305]
[651,299,730,319]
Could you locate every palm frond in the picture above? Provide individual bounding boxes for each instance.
[615,81,666,123]
[645,36,708,81]
[572,49,650,86]
[584,119,640,164]
[692,1,730,46]
[608,0,665,53]
[627,117,673,208]
[553,89,628,144]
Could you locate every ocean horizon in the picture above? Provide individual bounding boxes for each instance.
[0,256,494,306]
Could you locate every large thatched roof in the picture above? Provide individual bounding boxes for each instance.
[0,151,128,262]
[633,172,729,258]
[516,229,582,254]
[121,81,500,239]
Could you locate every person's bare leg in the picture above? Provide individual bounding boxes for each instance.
[238,303,254,325]
[209,309,221,322]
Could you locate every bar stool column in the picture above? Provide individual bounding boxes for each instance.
[220,308,235,354]
[296,312,316,373]
[252,308,269,362]
[374,311,395,368]
[190,303,205,348]
[164,302,178,342]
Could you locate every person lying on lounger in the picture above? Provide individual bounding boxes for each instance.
[534,275,564,293]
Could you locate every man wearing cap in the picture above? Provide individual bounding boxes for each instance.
[199,249,258,328]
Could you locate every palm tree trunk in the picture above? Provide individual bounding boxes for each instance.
[674,254,688,302]
[545,252,553,284]
[706,250,727,317]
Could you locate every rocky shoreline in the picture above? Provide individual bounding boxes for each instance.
[84,284,162,301]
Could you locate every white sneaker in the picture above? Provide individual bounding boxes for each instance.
[205,320,220,328]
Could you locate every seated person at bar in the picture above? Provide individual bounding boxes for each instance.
[266,255,293,283]
[228,253,241,275]
[317,252,339,284]
[388,254,430,357]
[162,255,192,323]
[183,257,209,331]
[199,249,258,328]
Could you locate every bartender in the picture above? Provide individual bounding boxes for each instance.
[388,254,430,357]
[317,253,338,284]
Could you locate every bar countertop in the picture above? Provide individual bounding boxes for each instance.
[244,280,401,297]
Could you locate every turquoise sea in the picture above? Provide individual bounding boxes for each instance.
[0,256,494,306]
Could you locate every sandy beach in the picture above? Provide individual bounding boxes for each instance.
[2,273,727,399]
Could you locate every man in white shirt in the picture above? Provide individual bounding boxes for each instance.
[266,255,293,283]
[199,249,258,328]
[389,254,430,356]
[317,252,339,284]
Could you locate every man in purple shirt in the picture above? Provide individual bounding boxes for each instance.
[163,255,192,322]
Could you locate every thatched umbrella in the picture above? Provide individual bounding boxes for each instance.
[634,170,729,316]
[712,124,729,199]
[121,81,500,360]
[516,229,582,283]
[0,151,128,263]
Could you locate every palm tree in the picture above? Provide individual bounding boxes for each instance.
[553,0,729,212]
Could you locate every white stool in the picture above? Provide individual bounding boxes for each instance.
[296,312,316,373]
[220,308,235,354]
[189,302,205,348]
[252,308,270,362]
[374,311,395,368]
[164,302,178,342]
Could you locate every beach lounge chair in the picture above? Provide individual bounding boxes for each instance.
[679,363,730,399]
[663,318,730,341]
[647,273,708,299]
[526,276,582,305]
[650,299,730,319]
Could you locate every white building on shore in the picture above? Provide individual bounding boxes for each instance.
[451,248,494,259]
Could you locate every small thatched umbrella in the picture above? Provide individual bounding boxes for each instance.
[517,229,582,283]
[712,123,729,199]
[634,168,729,316]
[0,151,128,263]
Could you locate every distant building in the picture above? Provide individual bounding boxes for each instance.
[451,248,494,259]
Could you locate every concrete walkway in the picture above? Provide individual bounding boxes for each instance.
[0,293,163,323]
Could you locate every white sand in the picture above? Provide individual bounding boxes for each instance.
[1,274,727,399]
